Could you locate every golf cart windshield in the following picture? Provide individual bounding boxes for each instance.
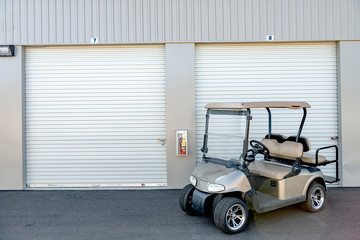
[203,109,249,163]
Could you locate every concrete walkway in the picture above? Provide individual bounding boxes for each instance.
[0,188,359,240]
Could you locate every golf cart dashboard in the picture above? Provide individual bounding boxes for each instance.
[203,157,242,169]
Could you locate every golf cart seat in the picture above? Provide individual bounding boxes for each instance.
[248,161,293,180]
[261,138,327,165]
[301,153,327,165]
[248,138,327,180]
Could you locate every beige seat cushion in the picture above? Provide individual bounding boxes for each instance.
[261,138,326,165]
[248,161,292,180]
[301,152,327,164]
[261,138,303,159]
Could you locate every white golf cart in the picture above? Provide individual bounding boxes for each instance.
[179,101,339,234]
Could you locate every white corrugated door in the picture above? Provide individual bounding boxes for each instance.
[25,45,167,188]
[196,43,338,178]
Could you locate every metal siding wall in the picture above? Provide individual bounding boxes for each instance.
[1,0,359,45]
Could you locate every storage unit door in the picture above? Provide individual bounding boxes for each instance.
[25,45,167,188]
[196,43,338,178]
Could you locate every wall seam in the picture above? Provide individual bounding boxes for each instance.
[21,46,26,189]
[336,41,343,186]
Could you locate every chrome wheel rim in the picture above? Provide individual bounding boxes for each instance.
[310,187,324,210]
[226,203,246,231]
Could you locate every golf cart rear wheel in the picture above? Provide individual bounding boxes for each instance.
[301,182,326,212]
[179,184,197,215]
[213,197,249,234]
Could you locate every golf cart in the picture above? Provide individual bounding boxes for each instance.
[179,101,339,234]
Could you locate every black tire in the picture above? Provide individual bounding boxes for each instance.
[301,182,326,212]
[179,184,197,215]
[213,197,249,234]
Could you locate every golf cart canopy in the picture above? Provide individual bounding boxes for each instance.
[205,101,311,110]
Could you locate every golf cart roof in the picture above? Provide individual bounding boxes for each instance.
[205,101,311,110]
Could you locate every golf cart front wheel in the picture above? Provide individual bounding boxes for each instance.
[179,184,197,215]
[301,182,326,212]
[213,197,249,234]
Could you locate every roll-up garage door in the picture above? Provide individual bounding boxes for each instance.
[25,45,167,188]
[195,43,338,178]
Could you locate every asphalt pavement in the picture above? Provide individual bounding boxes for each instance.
[0,188,359,240]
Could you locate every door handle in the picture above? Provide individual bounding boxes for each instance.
[157,138,167,145]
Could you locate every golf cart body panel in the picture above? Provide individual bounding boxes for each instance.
[249,165,324,199]
[192,162,251,193]
[191,161,325,214]
[180,101,339,234]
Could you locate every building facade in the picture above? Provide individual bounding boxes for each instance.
[0,0,360,189]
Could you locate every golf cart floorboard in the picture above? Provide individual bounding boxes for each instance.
[254,191,306,213]
[323,175,338,183]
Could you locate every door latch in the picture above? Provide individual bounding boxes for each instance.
[329,136,338,140]
[157,138,167,145]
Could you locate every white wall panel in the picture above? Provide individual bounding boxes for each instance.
[195,42,338,178]
[25,45,167,188]
[1,0,359,45]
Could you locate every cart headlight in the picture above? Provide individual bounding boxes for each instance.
[190,176,197,186]
[208,184,225,192]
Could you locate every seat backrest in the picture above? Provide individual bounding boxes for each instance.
[287,136,311,152]
[261,138,303,160]
[265,134,287,143]
[265,134,311,152]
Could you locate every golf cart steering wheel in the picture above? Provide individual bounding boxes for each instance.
[250,140,270,156]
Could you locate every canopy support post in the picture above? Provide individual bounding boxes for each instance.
[266,107,271,138]
[296,108,307,142]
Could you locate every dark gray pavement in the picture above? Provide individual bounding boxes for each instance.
[0,188,359,240]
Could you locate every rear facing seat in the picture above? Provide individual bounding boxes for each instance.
[301,152,327,165]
